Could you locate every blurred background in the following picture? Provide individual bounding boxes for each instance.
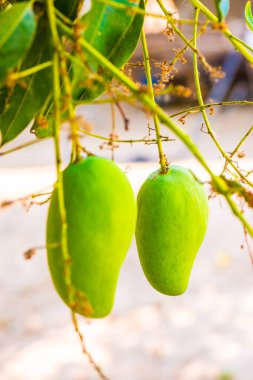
[0,1,253,379]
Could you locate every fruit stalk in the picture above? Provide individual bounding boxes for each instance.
[7,61,53,81]
[46,0,74,307]
[140,28,168,173]
[60,55,82,162]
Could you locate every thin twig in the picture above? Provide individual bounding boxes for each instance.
[169,101,253,119]
[243,226,253,267]
[71,312,110,380]
[157,0,220,77]
[7,61,53,82]
[79,127,174,144]
[222,126,253,175]
[0,138,48,156]
[192,8,253,188]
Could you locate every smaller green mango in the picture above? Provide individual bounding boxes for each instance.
[135,165,209,296]
[47,156,136,318]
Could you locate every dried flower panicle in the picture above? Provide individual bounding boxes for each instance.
[24,248,36,260]
[100,132,119,152]
[237,151,246,159]
[164,22,175,42]
[75,115,93,133]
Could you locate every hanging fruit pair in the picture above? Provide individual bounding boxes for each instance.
[47,157,209,318]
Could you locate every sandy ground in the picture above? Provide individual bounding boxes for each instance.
[0,103,253,380]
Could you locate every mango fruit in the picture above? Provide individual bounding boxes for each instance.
[135,165,209,296]
[47,156,136,318]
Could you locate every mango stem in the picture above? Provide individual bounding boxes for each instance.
[140,28,168,174]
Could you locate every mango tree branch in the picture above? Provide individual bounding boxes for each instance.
[56,20,253,236]
[192,8,253,189]
[97,0,202,25]
[189,0,253,63]
[192,8,253,235]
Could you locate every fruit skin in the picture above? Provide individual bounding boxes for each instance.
[135,165,209,296]
[47,156,136,318]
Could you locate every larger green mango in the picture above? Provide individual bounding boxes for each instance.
[136,165,209,296]
[47,156,136,318]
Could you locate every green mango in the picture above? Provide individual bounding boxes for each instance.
[47,156,136,318]
[135,165,209,296]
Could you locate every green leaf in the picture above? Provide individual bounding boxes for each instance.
[245,1,253,32]
[54,0,83,20]
[72,0,144,102]
[0,2,37,85]
[0,19,53,146]
[0,87,8,115]
[214,0,230,22]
